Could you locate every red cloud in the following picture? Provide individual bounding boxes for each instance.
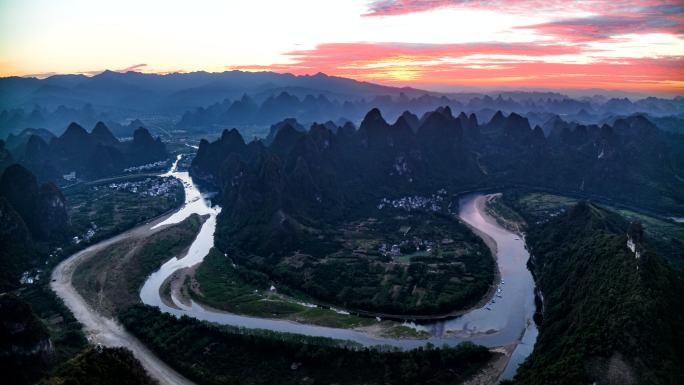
[364,0,683,17]
[365,1,684,42]
[230,42,684,94]
[520,8,684,42]
[277,42,584,68]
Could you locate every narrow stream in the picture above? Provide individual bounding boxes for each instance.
[140,155,538,380]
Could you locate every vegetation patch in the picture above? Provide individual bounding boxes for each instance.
[190,249,434,336]
[45,346,157,385]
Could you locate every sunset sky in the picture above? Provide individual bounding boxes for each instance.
[1,0,683,94]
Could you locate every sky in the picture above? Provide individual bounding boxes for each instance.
[0,0,683,94]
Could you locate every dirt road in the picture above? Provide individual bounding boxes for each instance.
[50,214,196,385]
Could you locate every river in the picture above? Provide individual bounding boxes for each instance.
[140,155,538,381]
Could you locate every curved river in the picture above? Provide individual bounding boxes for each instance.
[140,155,538,381]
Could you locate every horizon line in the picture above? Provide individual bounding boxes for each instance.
[3,69,682,99]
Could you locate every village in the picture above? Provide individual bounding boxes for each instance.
[376,188,450,213]
[67,176,184,246]
[123,160,170,173]
[93,177,181,197]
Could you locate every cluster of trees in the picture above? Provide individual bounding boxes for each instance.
[120,304,493,385]
[45,347,157,385]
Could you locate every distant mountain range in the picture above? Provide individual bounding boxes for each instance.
[178,91,684,135]
[0,70,424,113]
[1,71,683,139]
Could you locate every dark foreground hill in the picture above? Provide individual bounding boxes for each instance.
[0,164,70,291]
[505,202,684,385]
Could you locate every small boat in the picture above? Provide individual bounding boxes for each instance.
[485,307,492,311]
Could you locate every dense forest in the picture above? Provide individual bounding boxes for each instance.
[503,201,684,384]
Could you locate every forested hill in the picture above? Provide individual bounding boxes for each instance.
[2,122,167,183]
[509,202,684,385]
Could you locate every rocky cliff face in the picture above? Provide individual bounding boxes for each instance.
[0,294,53,359]
[0,164,69,241]
[0,294,54,385]
[0,164,70,290]
[0,140,12,172]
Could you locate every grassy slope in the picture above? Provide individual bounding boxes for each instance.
[45,347,158,385]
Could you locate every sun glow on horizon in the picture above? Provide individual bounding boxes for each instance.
[1,0,682,94]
